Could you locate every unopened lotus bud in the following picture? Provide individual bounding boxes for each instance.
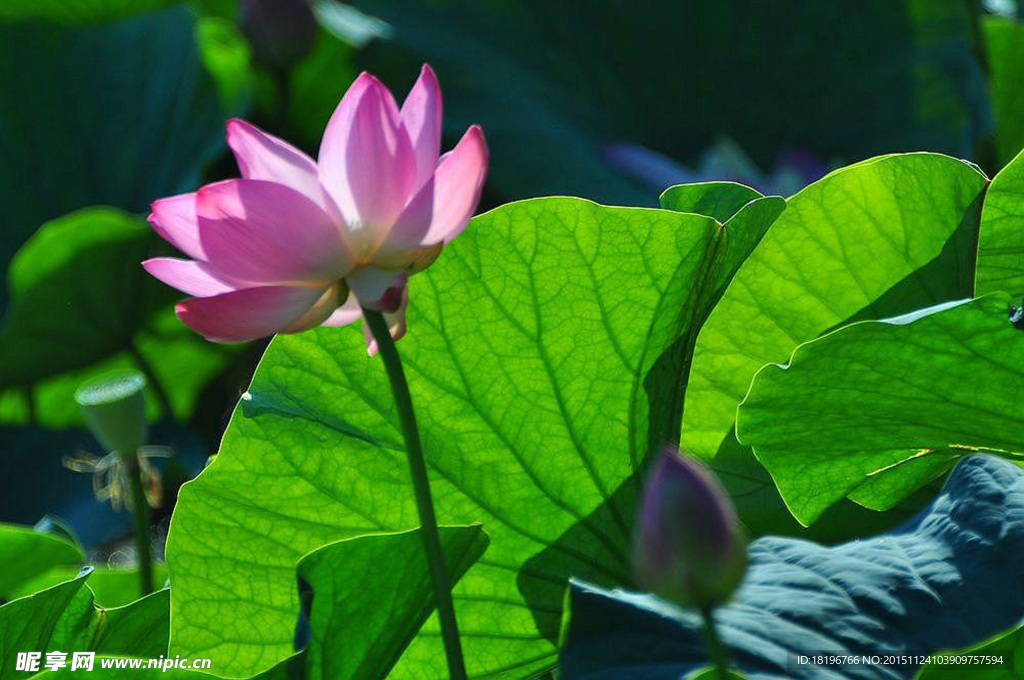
[240,0,317,73]
[633,448,747,609]
[75,371,148,455]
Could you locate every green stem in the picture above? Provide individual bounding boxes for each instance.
[362,308,468,680]
[701,606,730,680]
[121,451,154,596]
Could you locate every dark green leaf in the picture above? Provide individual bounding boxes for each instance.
[0,8,230,304]
[0,0,174,23]
[350,1,989,203]
[914,624,1023,679]
[0,209,234,426]
[560,456,1024,679]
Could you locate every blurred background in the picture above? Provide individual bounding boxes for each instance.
[0,0,1020,567]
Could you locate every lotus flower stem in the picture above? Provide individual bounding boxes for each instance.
[363,308,467,680]
[700,606,730,679]
[122,450,154,595]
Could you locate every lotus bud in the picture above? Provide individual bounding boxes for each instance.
[633,448,747,609]
[240,0,317,73]
[75,371,148,455]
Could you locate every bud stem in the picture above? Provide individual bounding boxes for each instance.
[362,309,468,680]
[700,606,730,679]
[121,450,154,596]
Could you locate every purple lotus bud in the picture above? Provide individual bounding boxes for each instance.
[633,448,747,609]
[240,0,317,73]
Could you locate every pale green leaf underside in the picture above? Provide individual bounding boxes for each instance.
[738,296,1024,524]
[167,196,780,678]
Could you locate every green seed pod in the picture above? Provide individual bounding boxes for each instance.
[75,371,148,455]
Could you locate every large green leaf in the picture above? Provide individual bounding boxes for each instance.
[984,16,1024,167]
[166,196,782,677]
[298,526,488,679]
[0,7,229,304]
[978,147,1024,298]
[0,208,234,425]
[560,456,1024,679]
[0,525,83,599]
[737,295,1024,524]
[350,0,989,203]
[0,572,169,674]
[679,153,988,531]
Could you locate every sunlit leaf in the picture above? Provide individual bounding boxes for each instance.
[298,526,488,679]
[0,571,168,663]
[978,147,1024,298]
[12,565,170,608]
[680,153,988,533]
[738,296,1024,524]
[915,623,1024,680]
[166,195,781,677]
[0,524,83,598]
[660,181,763,222]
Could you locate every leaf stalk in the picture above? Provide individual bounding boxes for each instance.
[121,449,154,596]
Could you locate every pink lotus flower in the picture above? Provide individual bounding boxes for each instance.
[143,65,488,352]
